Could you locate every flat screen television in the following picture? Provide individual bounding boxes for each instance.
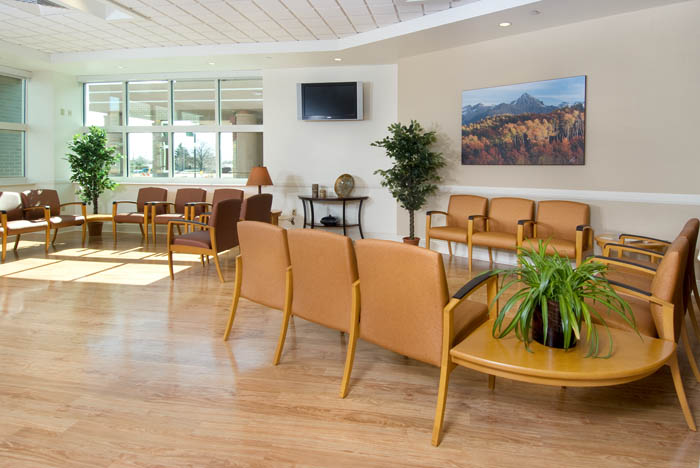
[297,82,363,121]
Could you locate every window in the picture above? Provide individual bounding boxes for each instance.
[83,77,262,179]
[0,75,26,178]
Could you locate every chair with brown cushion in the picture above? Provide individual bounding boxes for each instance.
[590,236,696,431]
[189,188,244,225]
[149,188,206,242]
[518,200,593,266]
[223,220,291,341]
[340,239,497,408]
[0,191,51,262]
[22,189,87,247]
[112,187,168,244]
[167,198,242,283]
[240,193,273,222]
[467,197,535,271]
[426,195,487,256]
[274,229,360,384]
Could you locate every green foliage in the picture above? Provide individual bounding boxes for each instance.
[490,241,637,358]
[66,126,122,214]
[372,120,445,239]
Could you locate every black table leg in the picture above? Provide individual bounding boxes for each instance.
[358,199,365,239]
[310,199,315,229]
[342,200,347,236]
[301,199,308,228]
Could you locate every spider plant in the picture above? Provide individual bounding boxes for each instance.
[491,240,637,358]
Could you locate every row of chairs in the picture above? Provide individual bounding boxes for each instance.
[223,219,699,445]
[426,195,593,269]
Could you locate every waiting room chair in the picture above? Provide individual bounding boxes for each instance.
[426,195,487,256]
[149,188,206,242]
[21,189,87,247]
[167,198,242,283]
[467,197,535,271]
[189,188,244,225]
[0,191,51,262]
[340,239,496,411]
[223,220,291,341]
[240,193,273,222]
[274,229,359,384]
[112,187,168,244]
[518,200,593,266]
[590,236,696,431]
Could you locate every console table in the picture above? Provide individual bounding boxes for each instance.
[298,196,368,238]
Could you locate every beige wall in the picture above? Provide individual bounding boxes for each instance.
[397,1,700,253]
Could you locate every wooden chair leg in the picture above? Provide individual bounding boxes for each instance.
[688,303,700,342]
[223,256,243,341]
[138,223,144,238]
[2,232,7,262]
[340,285,360,398]
[488,374,496,390]
[176,224,182,235]
[447,241,452,256]
[13,234,20,251]
[45,227,50,252]
[273,307,292,365]
[212,253,225,283]
[425,234,431,251]
[151,221,157,245]
[468,243,473,272]
[168,249,174,280]
[488,247,493,265]
[668,354,697,431]
[113,222,118,243]
[51,228,59,245]
[681,325,700,382]
[200,255,205,266]
[431,362,456,447]
[81,223,86,246]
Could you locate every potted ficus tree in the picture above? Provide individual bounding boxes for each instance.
[372,120,445,245]
[66,126,123,235]
[491,241,637,357]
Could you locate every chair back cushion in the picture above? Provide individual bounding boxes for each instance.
[212,189,244,206]
[678,218,699,311]
[355,239,449,366]
[241,193,273,222]
[174,188,206,215]
[208,198,242,252]
[237,221,290,310]
[288,229,358,332]
[136,187,168,213]
[651,236,689,342]
[488,197,535,235]
[0,192,23,221]
[447,195,487,230]
[21,189,60,219]
[536,200,590,244]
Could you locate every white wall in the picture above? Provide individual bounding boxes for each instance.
[263,64,398,239]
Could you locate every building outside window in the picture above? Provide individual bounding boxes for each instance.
[83,77,263,179]
[0,74,27,178]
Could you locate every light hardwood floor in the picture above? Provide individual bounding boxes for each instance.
[0,230,699,467]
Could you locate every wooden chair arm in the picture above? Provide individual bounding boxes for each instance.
[589,255,657,276]
[467,215,488,239]
[149,201,174,216]
[60,201,87,217]
[112,200,137,206]
[0,211,7,231]
[516,219,535,246]
[603,243,664,261]
[426,210,448,217]
[426,210,449,231]
[167,220,211,246]
[23,205,51,221]
[168,220,209,229]
[619,233,670,245]
[606,278,675,342]
[575,224,594,265]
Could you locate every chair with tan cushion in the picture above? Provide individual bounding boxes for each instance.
[22,189,87,247]
[112,187,168,244]
[167,198,242,283]
[590,236,696,431]
[223,220,291,341]
[149,188,206,242]
[274,229,359,383]
[340,239,497,405]
[189,188,244,224]
[426,195,487,256]
[240,193,273,223]
[467,197,535,271]
[0,191,51,262]
[518,200,593,265]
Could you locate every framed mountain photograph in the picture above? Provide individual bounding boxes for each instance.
[461,76,586,165]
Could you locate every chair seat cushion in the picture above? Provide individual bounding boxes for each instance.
[154,213,185,225]
[522,237,578,258]
[114,212,145,223]
[50,215,85,227]
[1,219,49,233]
[428,226,468,243]
[471,231,517,250]
[587,293,656,338]
[172,231,211,249]
[452,299,489,347]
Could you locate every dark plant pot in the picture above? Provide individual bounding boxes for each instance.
[532,299,577,349]
[88,222,103,237]
[402,236,420,246]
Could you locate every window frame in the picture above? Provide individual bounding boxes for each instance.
[81,75,263,184]
[0,74,28,180]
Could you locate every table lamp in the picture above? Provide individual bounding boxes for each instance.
[246,166,273,194]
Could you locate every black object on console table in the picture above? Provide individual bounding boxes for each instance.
[298,196,368,238]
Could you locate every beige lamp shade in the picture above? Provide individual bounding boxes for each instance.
[246,166,273,194]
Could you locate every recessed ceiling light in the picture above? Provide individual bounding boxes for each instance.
[117,65,124,69]
[334,57,342,62]
[208,62,215,65]
[499,22,512,27]
[265,56,272,59]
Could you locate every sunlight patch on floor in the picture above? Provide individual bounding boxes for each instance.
[76,263,190,285]
[48,248,101,258]
[6,260,122,281]
[0,258,60,276]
